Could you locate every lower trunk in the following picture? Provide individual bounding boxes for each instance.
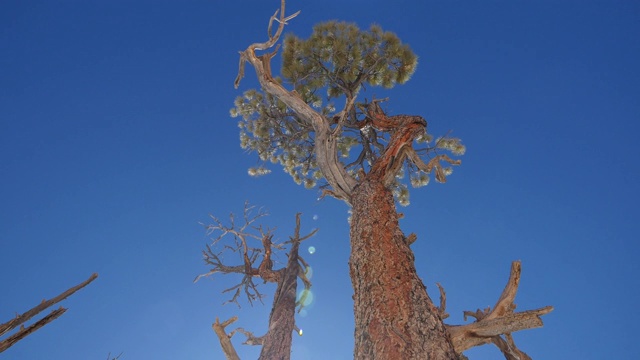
[349,179,457,359]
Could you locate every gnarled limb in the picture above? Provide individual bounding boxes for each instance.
[234,0,356,203]
[363,99,461,186]
[442,261,554,358]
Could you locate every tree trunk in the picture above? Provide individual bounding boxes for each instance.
[349,178,458,359]
[258,235,301,360]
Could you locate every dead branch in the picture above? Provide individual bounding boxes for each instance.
[0,308,66,353]
[436,282,449,320]
[443,261,553,358]
[213,317,241,360]
[0,273,97,353]
[106,352,124,360]
[195,203,275,307]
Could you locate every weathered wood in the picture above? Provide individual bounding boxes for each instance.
[0,308,67,353]
[445,261,554,356]
[0,273,98,338]
[258,214,306,360]
[212,317,241,360]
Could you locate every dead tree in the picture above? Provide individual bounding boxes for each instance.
[196,204,314,360]
[0,273,98,353]
[230,1,553,358]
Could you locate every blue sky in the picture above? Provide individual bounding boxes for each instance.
[1,1,638,359]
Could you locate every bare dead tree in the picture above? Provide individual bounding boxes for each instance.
[0,273,98,353]
[196,203,314,360]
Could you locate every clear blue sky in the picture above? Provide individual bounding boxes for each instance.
[1,1,638,359]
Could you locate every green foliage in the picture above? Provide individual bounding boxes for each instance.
[282,21,417,99]
[232,88,318,187]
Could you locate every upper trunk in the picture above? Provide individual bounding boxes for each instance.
[349,178,458,359]
[258,241,301,360]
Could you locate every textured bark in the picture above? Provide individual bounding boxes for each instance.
[349,178,458,359]
[258,233,301,360]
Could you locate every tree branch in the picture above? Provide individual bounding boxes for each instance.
[0,273,97,353]
[234,0,356,203]
[212,317,242,360]
[0,308,66,353]
[0,273,98,338]
[443,261,553,358]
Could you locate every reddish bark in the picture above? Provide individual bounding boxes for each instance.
[349,178,457,359]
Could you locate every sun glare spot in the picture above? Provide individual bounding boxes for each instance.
[297,289,314,307]
[308,246,316,254]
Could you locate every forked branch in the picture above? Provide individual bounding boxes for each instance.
[442,261,553,358]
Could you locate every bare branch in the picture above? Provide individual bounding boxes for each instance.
[212,317,241,360]
[196,204,278,307]
[446,261,554,357]
[436,282,449,320]
[0,308,66,353]
[234,327,264,346]
[0,273,98,339]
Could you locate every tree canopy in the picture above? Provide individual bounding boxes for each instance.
[231,20,465,206]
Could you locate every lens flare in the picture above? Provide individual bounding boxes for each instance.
[304,266,313,280]
[297,289,314,307]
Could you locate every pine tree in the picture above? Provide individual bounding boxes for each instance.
[229,1,552,358]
